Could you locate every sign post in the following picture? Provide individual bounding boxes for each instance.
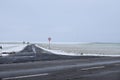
[48,37,51,49]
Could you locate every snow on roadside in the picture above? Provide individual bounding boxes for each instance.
[82,53,120,57]
[1,44,27,52]
[35,44,120,57]
[35,44,80,56]
[0,44,27,56]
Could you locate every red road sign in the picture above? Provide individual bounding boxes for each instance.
[48,37,51,42]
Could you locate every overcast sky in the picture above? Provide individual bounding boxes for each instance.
[0,0,120,42]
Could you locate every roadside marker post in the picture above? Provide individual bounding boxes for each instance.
[48,37,51,49]
[0,46,2,56]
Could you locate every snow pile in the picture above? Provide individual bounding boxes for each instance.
[36,45,120,57]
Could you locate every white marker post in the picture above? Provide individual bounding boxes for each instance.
[48,37,51,49]
[0,46,2,56]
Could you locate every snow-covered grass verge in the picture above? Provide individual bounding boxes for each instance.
[0,44,27,56]
[36,44,120,57]
[35,44,80,56]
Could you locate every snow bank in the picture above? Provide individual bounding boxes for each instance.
[36,44,120,57]
[35,44,80,56]
[81,53,120,57]
[1,44,27,53]
[0,44,27,56]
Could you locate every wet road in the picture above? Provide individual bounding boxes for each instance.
[0,44,120,80]
[0,58,120,80]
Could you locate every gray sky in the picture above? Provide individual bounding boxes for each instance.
[0,0,120,42]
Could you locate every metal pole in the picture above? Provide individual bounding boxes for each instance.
[0,46,2,57]
[48,37,51,49]
[49,41,50,49]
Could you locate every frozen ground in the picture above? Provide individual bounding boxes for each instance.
[1,42,120,57]
[0,44,27,56]
[37,43,120,57]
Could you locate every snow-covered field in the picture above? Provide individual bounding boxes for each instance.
[36,44,80,56]
[1,42,120,57]
[0,44,27,56]
[37,43,120,57]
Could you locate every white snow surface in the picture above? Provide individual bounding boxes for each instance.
[36,44,120,57]
[0,44,27,56]
[35,44,79,56]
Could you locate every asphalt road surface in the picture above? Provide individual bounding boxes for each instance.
[0,44,120,80]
